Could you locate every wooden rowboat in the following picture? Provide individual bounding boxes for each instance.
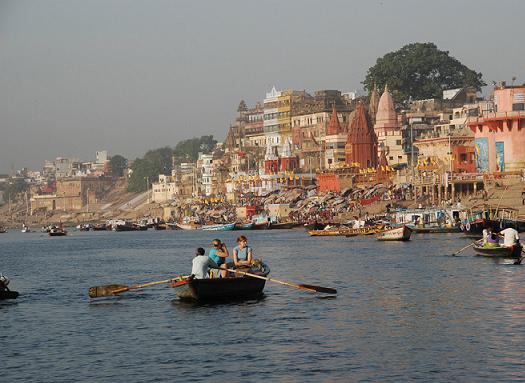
[376,225,412,241]
[473,243,522,258]
[171,263,270,302]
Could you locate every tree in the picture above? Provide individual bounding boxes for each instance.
[3,178,29,202]
[108,154,128,177]
[127,147,173,192]
[363,42,485,105]
[172,135,217,164]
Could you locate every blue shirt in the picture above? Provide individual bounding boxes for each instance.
[233,246,252,261]
[208,249,223,266]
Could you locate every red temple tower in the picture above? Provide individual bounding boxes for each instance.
[345,101,378,168]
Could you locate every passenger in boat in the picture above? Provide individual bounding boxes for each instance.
[0,274,10,292]
[233,235,253,268]
[500,227,519,248]
[482,226,490,245]
[209,239,230,278]
[485,228,500,248]
[191,247,218,279]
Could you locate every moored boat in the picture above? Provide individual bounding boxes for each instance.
[234,222,254,230]
[309,224,385,237]
[376,225,412,241]
[473,243,522,258]
[202,223,235,231]
[0,226,6,233]
[176,222,202,230]
[171,263,270,302]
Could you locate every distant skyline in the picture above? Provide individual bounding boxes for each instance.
[1,0,524,173]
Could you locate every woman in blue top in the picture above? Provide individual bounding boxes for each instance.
[209,239,230,278]
[233,235,253,268]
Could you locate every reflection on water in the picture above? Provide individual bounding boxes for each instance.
[2,230,525,382]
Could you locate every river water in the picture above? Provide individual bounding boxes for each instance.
[1,229,524,382]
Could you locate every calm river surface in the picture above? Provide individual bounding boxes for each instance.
[2,229,525,382]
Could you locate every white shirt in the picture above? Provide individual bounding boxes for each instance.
[500,228,519,247]
[191,255,218,279]
[482,229,488,244]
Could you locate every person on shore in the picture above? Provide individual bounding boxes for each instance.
[233,235,253,268]
[191,247,218,279]
[209,239,230,278]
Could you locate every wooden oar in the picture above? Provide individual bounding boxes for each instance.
[451,242,475,256]
[219,267,337,294]
[88,277,186,298]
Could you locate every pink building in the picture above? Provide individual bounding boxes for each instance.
[468,85,525,172]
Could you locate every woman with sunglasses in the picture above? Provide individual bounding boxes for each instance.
[209,239,230,278]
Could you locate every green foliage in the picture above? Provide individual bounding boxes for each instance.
[127,147,173,192]
[3,178,29,202]
[363,42,486,105]
[127,136,217,193]
[172,135,217,164]
[108,154,128,177]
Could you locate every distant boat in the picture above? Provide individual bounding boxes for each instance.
[376,225,412,241]
[0,227,6,234]
[202,223,235,231]
[234,223,254,230]
[176,222,202,230]
[21,226,32,233]
[49,227,67,236]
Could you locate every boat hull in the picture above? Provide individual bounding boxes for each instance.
[473,244,522,258]
[0,290,19,300]
[234,223,254,230]
[172,277,266,302]
[176,223,202,230]
[49,230,67,236]
[202,223,235,231]
[309,225,384,237]
[377,226,412,241]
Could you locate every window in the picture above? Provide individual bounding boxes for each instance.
[396,140,401,145]
[512,103,525,111]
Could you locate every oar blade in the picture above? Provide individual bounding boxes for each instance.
[298,284,337,295]
[88,284,129,298]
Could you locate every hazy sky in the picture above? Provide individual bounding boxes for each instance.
[1,0,524,173]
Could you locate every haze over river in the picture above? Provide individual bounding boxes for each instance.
[2,229,524,382]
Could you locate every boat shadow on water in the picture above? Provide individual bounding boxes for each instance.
[170,295,267,308]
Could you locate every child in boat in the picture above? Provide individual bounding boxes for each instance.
[233,235,253,268]
[191,247,218,279]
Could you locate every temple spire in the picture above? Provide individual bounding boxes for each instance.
[326,102,342,136]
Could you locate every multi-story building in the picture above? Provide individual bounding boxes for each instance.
[243,103,265,148]
[263,87,311,157]
[468,83,525,172]
[291,90,352,172]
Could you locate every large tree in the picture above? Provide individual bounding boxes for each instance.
[363,42,485,105]
[127,147,173,192]
[108,154,128,177]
